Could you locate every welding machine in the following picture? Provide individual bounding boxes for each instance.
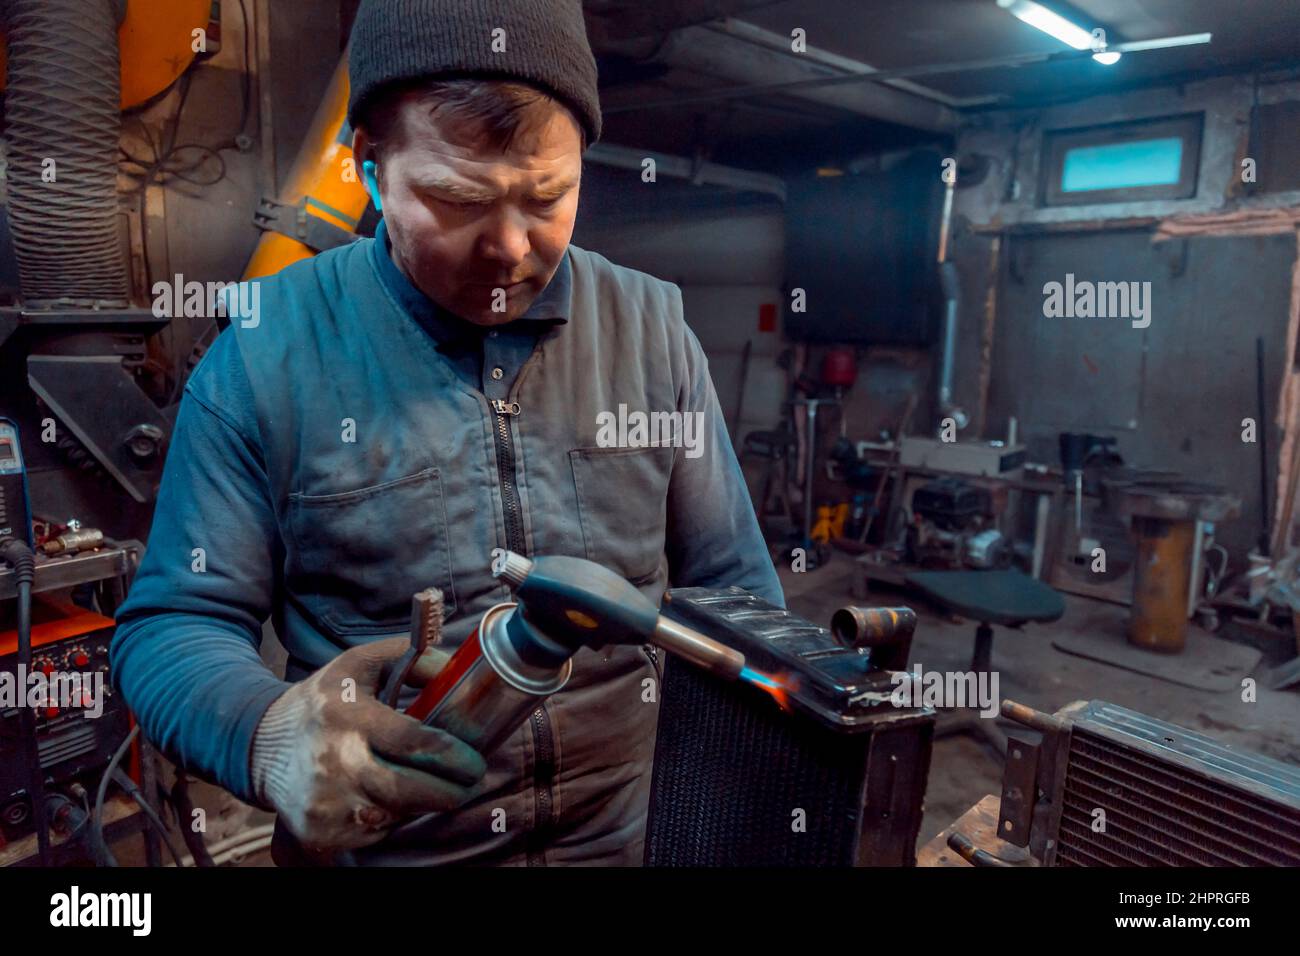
[0,598,130,845]
[645,589,935,866]
[0,419,133,856]
[0,419,34,549]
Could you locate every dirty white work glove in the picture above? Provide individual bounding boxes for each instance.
[250,637,486,852]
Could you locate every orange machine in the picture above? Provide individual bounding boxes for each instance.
[245,56,371,280]
[0,596,134,850]
[4,2,369,283]
[0,0,211,110]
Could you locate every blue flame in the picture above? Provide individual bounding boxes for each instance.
[739,666,778,689]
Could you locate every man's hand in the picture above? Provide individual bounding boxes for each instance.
[250,637,486,852]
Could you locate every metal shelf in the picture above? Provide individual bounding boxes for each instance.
[0,543,140,602]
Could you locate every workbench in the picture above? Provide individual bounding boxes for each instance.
[916,794,1039,867]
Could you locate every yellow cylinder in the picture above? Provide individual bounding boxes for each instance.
[244,54,370,280]
[1128,517,1195,653]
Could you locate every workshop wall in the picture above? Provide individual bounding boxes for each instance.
[136,5,1300,567]
[948,73,1300,563]
[134,0,344,367]
[574,204,787,445]
[574,196,936,536]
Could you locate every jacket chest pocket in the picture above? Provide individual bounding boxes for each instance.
[285,467,456,636]
[569,446,673,586]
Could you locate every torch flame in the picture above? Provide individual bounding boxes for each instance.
[739,666,797,714]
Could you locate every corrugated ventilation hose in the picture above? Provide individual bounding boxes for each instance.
[4,0,129,307]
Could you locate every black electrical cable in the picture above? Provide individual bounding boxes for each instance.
[111,768,186,868]
[121,0,254,196]
[122,70,211,383]
[120,142,227,190]
[0,539,49,865]
[68,788,91,843]
[91,731,187,868]
[92,723,138,867]
[120,73,219,198]
[120,0,255,400]
[170,773,216,867]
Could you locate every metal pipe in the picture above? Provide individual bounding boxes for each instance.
[1256,337,1270,555]
[1187,520,1206,619]
[830,606,917,648]
[584,142,787,202]
[1001,699,1067,734]
[936,179,956,263]
[937,261,968,430]
[607,34,1213,116]
[172,824,277,868]
[623,21,957,132]
[947,831,1013,866]
[653,617,745,681]
[831,605,916,670]
[1075,473,1084,533]
[802,401,818,550]
[700,18,990,110]
[1031,492,1051,579]
[935,171,969,431]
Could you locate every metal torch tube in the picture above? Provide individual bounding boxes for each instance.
[407,603,572,756]
[653,616,745,681]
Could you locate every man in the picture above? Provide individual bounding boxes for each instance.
[112,0,782,866]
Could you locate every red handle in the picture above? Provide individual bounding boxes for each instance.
[404,627,483,721]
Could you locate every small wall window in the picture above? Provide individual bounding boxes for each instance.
[1041,114,1203,206]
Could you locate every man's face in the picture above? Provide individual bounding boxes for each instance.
[355,94,583,325]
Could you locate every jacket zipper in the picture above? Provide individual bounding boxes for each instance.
[492,396,555,866]
[491,399,524,547]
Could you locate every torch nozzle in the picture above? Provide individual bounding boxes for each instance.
[653,616,746,681]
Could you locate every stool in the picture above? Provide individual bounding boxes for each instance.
[905,569,1065,755]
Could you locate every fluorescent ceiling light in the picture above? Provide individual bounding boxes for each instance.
[1117,33,1211,53]
[997,0,1122,65]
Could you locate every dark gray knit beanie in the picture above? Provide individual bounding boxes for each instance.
[347,0,602,145]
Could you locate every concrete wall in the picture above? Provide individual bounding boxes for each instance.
[574,194,935,531]
[947,73,1300,562]
[953,74,1300,229]
[574,205,788,445]
[135,0,343,364]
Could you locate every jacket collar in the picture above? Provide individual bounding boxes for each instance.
[371,218,570,348]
